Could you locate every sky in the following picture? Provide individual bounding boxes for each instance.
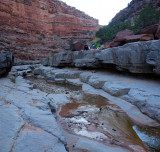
[61,0,132,25]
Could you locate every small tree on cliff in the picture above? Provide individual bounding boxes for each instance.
[134,4,160,31]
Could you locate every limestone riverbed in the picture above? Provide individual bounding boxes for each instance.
[28,77,160,152]
[0,65,160,152]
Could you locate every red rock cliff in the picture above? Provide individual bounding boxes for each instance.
[0,0,99,60]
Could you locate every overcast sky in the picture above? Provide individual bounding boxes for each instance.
[61,0,132,25]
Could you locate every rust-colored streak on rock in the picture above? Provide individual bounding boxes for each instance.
[0,0,99,60]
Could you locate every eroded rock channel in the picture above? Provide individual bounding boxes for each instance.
[1,65,160,152]
[27,76,160,152]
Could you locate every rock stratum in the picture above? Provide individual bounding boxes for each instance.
[42,39,160,75]
[0,0,99,60]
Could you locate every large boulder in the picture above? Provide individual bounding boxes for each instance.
[0,51,14,77]
[139,24,160,39]
[110,29,134,47]
[113,29,134,42]
[71,41,84,51]
[125,34,154,43]
[139,24,159,34]
[155,25,160,39]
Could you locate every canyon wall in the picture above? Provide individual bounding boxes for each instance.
[112,0,160,24]
[0,0,99,60]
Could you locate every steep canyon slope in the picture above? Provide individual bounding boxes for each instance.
[112,0,160,24]
[0,0,99,60]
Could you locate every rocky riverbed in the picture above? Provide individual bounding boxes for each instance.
[0,64,160,152]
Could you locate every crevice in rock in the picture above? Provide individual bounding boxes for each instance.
[10,123,25,152]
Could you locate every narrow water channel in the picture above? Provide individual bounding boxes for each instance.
[27,77,160,152]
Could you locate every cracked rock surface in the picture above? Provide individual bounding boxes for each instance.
[0,76,67,152]
[1,64,160,152]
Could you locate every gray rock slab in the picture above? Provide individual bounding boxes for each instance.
[34,65,53,76]
[53,70,81,79]
[74,138,129,152]
[0,85,11,99]
[5,90,33,108]
[12,65,32,71]
[36,102,50,111]
[13,131,66,152]
[66,79,83,87]
[82,84,160,127]
[0,105,24,152]
[54,78,65,83]
[20,106,65,142]
[48,94,71,105]
[102,82,130,96]
[88,76,106,89]
[79,72,91,83]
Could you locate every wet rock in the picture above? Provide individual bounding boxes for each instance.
[0,105,24,152]
[13,131,67,152]
[74,138,129,152]
[0,51,14,77]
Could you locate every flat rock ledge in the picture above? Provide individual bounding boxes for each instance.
[42,39,160,75]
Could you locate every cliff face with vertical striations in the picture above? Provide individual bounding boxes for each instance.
[0,0,99,60]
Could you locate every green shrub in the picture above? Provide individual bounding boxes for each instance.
[40,33,45,39]
[96,22,133,43]
[36,30,40,34]
[68,39,73,45]
[49,45,57,49]
[96,3,160,43]
[10,77,16,83]
[134,4,160,32]
[38,37,42,40]
[81,40,86,44]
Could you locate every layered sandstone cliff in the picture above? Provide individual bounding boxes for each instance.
[0,0,99,60]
